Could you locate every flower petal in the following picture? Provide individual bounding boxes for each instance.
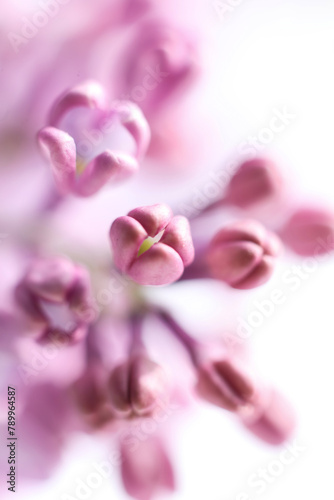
[129,243,184,285]
[75,150,139,197]
[110,216,147,272]
[128,204,173,236]
[38,126,76,194]
[160,215,194,266]
[116,101,151,159]
[49,80,107,127]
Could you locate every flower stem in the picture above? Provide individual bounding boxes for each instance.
[154,309,202,367]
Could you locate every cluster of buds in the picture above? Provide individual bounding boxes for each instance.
[12,149,334,498]
[5,7,334,499]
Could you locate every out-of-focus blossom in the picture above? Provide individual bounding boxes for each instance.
[70,357,115,430]
[155,308,295,447]
[8,383,78,480]
[108,353,168,418]
[116,20,200,166]
[279,206,334,256]
[206,220,281,289]
[120,435,175,500]
[120,0,154,23]
[241,388,296,445]
[225,157,284,209]
[195,357,256,411]
[109,204,194,285]
[118,22,198,117]
[38,80,150,196]
[14,257,93,344]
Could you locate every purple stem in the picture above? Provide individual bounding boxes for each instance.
[129,312,146,355]
[188,197,229,221]
[40,185,66,213]
[180,256,210,281]
[155,309,202,367]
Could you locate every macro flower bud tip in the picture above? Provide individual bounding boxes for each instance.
[108,354,168,418]
[109,204,194,285]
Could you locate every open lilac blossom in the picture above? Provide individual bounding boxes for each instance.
[206,220,282,289]
[279,206,334,256]
[38,80,150,197]
[109,204,195,285]
[14,257,93,344]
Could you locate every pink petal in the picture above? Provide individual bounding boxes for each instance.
[129,243,184,285]
[207,241,263,285]
[49,80,107,127]
[128,204,173,236]
[25,258,76,302]
[160,215,195,266]
[130,355,168,416]
[233,255,275,290]
[75,150,138,197]
[211,220,267,249]
[243,389,296,445]
[110,216,147,272]
[38,126,76,194]
[116,101,151,159]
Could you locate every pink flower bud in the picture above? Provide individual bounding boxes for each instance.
[120,435,175,500]
[119,22,198,116]
[225,158,283,209]
[37,80,150,197]
[71,360,114,429]
[241,388,296,445]
[279,206,334,256]
[108,354,168,418]
[15,257,93,343]
[109,204,194,285]
[196,357,256,411]
[206,220,281,289]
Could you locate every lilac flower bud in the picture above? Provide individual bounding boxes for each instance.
[225,158,284,209]
[15,257,93,344]
[108,353,168,418]
[196,357,256,411]
[120,435,175,500]
[71,360,115,429]
[119,22,198,116]
[37,80,150,197]
[109,204,194,285]
[241,388,296,445]
[206,220,281,289]
[279,206,334,256]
